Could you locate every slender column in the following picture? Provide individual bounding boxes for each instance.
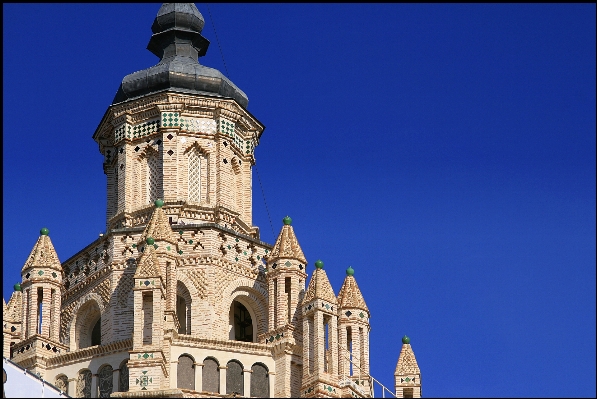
[243,369,251,397]
[338,325,347,378]
[329,315,338,375]
[314,311,324,375]
[91,373,99,398]
[51,288,61,340]
[303,314,310,379]
[268,278,275,330]
[268,371,276,398]
[112,369,120,392]
[67,378,77,397]
[351,326,361,379]
[277,277,287,328]
[219,366,227,395]
[195,363,203,392]
[41,286,51,337]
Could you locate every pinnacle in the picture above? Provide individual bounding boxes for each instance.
[134,244,161,279]
[304,266,337,304]
[337,274,369,316]
[394,341,421,375]
[139,204,177,246]
[21,233,62,273]
[270,221,307,264]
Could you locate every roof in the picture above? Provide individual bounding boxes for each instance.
[303,267,337,304]
[112,3,248,107]
[5,291,23,322]
[21,234,62,273]
[134,245,161,279]
[394,343,421,375]
[139,206,177,246]
[270,224,307,264]
[337,275,369,315]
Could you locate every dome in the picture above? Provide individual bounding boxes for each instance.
[112,3,248,108]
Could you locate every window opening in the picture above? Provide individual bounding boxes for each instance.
[91,317,101,346]
[232,301,253,342]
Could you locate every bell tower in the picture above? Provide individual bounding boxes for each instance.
[93,3,264,237]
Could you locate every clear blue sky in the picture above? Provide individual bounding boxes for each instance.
[3,4,595,397]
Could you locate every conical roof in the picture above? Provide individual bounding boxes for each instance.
[5,291,23,322]
[135,245,161,279]
[270,222,307,264]
[337,275,369,315]
[303,267,337,304]
[394,343,421,375]
[21,231,62,273]
[139,204,177,246]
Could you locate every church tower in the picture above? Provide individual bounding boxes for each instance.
[337,267,371,393]
[264,216,308,397]
[301,260,340,398]
[394,336,422,398]
[94,3,264,237]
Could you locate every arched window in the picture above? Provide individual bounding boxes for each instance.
[202,357,219,394]
[75,300,102,349]
[91,318,101,346]
[229,300,253,342]
[54,375,68,394]
[119,360,129,392]
[76,369,92,398]
[176,281,192,335]
[250,363,269,398]
[188,150,201,203]
[177,354,195,390]
[98,365,113,397]
[226,360,244,396]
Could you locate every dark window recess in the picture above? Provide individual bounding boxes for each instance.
[233,301,253,342]
[119,148,124,154]
[91,318,101,346]
[156,140,162,145]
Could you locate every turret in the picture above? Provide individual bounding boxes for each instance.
[301,260,340,397]
[337,266,371,390]
[19,228,63,341]
[394,335,422,398]
[3,284,23,358]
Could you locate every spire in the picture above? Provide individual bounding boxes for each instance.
[5,290,23,323]
[113,3,249,107]
[303,260,337,304]
[394,337,421,375]
[21,228,62,273]
[270,216,307,264]
[138,200,177,246]
[337,268,369,316]
[134,240,162,279]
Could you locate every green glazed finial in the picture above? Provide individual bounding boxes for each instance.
[40,227,49,236]
[14,283,21,292]
[154,199,164,208]
[283,216,292,225]
[146,237,155,245]
[346,266,354,276]
[402,335,410,344]
[315,260,324,269]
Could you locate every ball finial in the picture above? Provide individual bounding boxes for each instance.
[402,335,410,344]
[146,237,155,245]
[315,260,324,269]
[346,266,354,276]
[154,199,164,208]
[40,227,49,236]
[14,282,21,292]
[283,216,292,225]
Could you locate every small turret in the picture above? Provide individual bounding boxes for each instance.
[394,335,422,398]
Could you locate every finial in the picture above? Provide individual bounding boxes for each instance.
[146,237,155,245]
[315,260,324,269]
[402,335,410,344]
[283,216,292,225]
[40,227,49,236]
[346,266,354,276]
[14,282,21,292]
[154,199,164,208]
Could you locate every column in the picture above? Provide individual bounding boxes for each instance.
[195,363,203,392]
[268,279,275,329]
[41,286,51,337]
[277,277,287,328]
[303,315,310,379]
[351,326,361,380]
[67,378,77,397]
[170,360,177,389]
[112,368,120,392]
[243,369,251,397]
[91,373,99,398]
[330,316,338,375]
[219,366,227,395]
[314,311,324,375]
[268,371,276,399]
[338,325,347,378]
[51,288,61,340]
